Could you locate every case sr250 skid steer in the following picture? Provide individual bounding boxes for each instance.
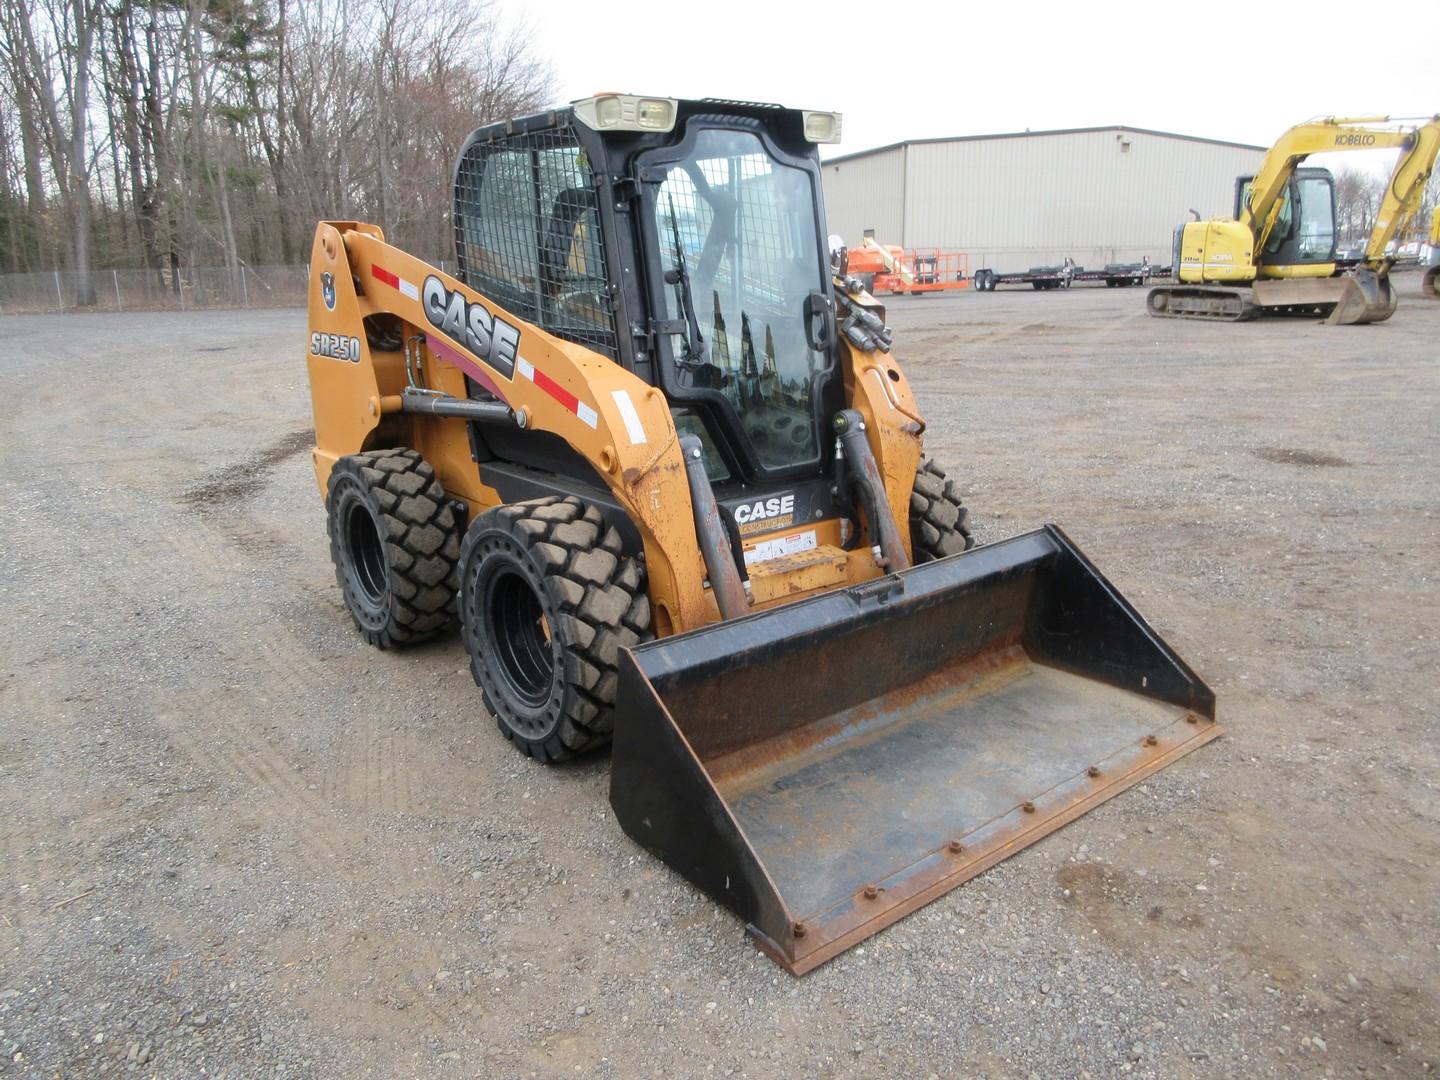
[304,95,1219,974]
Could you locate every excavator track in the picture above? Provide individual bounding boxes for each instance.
[1146,284,1258,322]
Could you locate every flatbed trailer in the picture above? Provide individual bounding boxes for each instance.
[973,261,1169,292]
[971,265,1073,291]
[1072,262,1167,287]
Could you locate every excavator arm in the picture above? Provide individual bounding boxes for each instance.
[1241,116,1440,264]
[1364,121,1440,263]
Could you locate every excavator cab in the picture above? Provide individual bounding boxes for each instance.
[1235,167,1338,268]
[308,95,1220,974]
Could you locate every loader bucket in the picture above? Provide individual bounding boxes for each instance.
[610,526,1219,975]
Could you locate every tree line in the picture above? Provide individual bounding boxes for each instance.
[1333,165,1438,250]
[0,0,550,303]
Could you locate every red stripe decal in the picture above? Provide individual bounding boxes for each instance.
[372,264,400,289]
[425,334,509,404]
[531,367,580,414]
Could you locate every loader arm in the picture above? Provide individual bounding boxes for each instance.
[309,222,925,636]
[309,221,712,634]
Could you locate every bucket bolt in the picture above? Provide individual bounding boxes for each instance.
[1021,801,1036,814]
[863,884,880,900]
[792,920,807,939]
[947,839,964,854]
[1145,734,1159,747]
[1087,766,1101,779]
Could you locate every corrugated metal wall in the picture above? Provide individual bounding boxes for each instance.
[821,128,1266,271]
[819,146,906,247]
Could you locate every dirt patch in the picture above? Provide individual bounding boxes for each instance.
[4,288,1439,1079]
[180,427,314,508]
[1253,447,1351,467]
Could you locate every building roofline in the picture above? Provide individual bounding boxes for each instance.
[822,125,1267,165]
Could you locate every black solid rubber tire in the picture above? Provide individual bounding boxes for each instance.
[909,458,975,562]
[327,448,461,648]
[459,496,651,763]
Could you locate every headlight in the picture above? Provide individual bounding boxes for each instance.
[573,94,678,134]
[802,110,843,144]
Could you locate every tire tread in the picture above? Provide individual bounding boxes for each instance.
[909,457,975,562]
[461,496,652,763]
[327,448,460,649]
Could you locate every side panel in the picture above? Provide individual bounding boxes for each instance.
[306,222,395,493]
[1177,220,1255,283]
[308,228,931,636]
[321,225,715,635]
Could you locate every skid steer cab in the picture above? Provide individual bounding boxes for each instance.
[304,94,1219,974]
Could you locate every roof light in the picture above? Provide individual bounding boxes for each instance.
[573,94,678,134]
[802,110,843,144]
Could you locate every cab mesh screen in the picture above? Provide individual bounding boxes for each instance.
[454,126,618,360]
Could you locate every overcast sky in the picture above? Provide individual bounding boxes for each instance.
[503,0,1437,177]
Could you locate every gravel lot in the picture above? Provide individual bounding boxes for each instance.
[2,275,1438,1078]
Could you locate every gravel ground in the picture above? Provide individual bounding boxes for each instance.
[2,275,1437,1078]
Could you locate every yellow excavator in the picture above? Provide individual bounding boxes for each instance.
[1148,114,1440,324]
[304,95,1219,974]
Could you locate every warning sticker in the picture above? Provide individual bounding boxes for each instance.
[743,529,818,567]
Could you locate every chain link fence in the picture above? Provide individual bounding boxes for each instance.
[0,264,310,314]
[0,262,460,315]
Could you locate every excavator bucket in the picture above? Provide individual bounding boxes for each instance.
[609,526,1219,974]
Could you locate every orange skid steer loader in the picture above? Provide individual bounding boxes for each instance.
[304,95,1219,974]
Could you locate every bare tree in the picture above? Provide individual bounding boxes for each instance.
[0,0,553,284]
[1333,167,1386,248]
[1,0,103,301]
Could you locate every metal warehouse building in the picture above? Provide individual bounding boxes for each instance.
[821,126,1266,272]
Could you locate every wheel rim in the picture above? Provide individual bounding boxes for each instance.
[345,499,387,606]
[483,564,555,715]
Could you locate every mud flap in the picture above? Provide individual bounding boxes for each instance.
[609,526,1219,974]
